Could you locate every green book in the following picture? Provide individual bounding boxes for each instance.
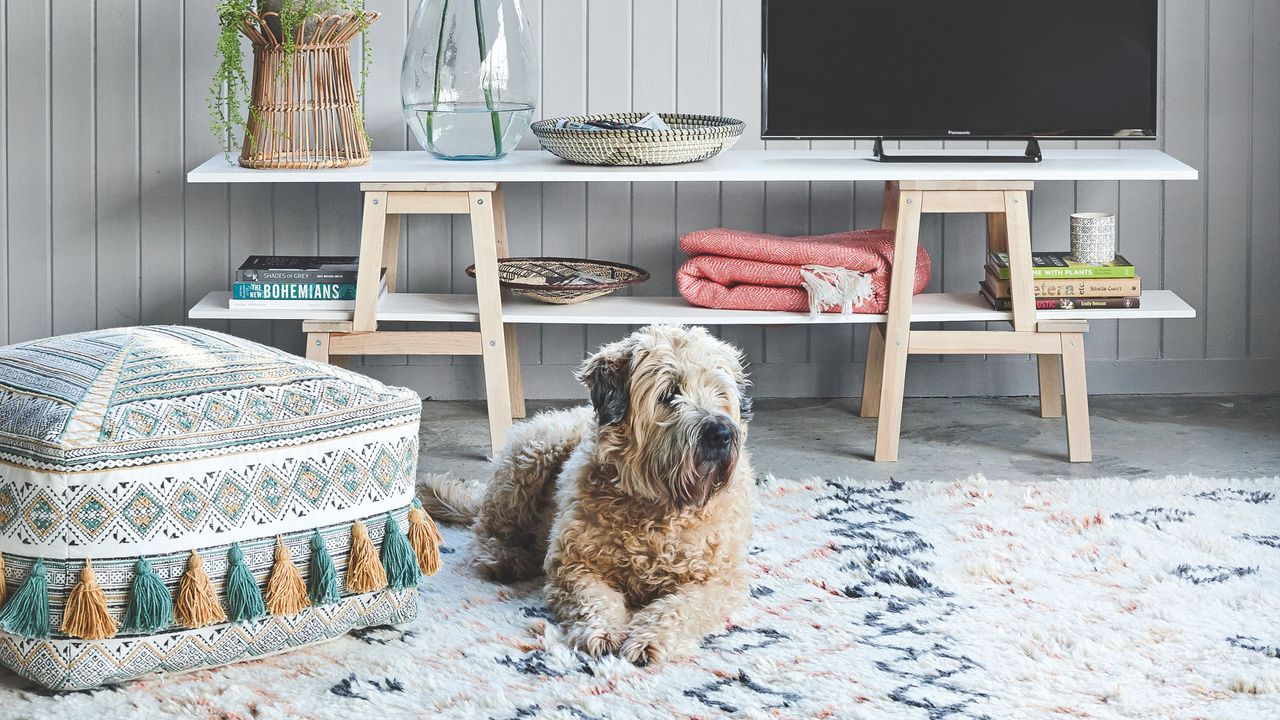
[232,282,357,301]
[987,252,1136,280]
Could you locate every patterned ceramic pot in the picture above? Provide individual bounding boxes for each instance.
[1070,212,1117,264]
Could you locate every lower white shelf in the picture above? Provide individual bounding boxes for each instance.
[190,290,1196,325]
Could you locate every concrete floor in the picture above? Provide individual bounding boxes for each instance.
[419,394,1280,482]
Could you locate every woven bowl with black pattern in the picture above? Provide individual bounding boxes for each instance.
[465,257,650,304]
[531,113,745,166]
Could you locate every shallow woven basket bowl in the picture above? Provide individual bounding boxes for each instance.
[531,113,745,166]
[465,257,650,304]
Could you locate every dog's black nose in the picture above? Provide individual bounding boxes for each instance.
[701,422,734,451]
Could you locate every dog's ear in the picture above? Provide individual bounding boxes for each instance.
[576,340,633,426]
[738,392,754,422]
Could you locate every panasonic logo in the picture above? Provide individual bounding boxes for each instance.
[947,130,972,136]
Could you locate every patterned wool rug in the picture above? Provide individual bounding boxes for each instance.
[1,475,1277,720]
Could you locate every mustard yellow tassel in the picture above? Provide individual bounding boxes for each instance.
[60,558,118,640]
[265,537,310,616]
[345,520,387,593]
[0,551,7,607]
[175,550,226,628]
[407,501,443,576]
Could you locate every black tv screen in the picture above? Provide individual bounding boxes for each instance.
[762,0,1158,140]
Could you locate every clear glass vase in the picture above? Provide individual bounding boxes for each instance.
[401,0,538,160]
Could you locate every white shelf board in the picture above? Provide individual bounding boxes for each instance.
[190,290,1196,325]
[187,149,1198,184]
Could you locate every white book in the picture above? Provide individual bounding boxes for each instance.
[227,279,388,310]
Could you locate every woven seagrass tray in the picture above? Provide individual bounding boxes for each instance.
[531,113,745,166]
[465,257,650,304]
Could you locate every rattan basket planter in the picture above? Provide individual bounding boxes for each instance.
[465,257,650,304]
[531,113,745,166]
[237,11,378,169]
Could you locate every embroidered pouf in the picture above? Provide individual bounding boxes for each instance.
[0,326,441,690]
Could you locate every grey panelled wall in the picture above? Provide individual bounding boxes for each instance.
[2,0,1279,400]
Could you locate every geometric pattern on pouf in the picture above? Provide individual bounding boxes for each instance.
[0,327,440,690]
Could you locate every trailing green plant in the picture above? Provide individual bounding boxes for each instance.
[209,0,373,161]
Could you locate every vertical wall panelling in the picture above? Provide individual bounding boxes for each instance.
[1251,0,1280,359]
[51,1,97,335]
[183,0,230,334]
[3,1,1278,397]
[1162,0,1209,360]
[140,0,187,328]
[1204,2,1252,359]
[584,0,632,352]
[631,0,677,307]
[5,1,52,343]
[0,0,7,344]
[538,0,588,367]
[96,0,143,330]
[716,0,765,362]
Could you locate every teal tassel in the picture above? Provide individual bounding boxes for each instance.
[308,531,340,605]
[0,558,50,638]
[123,557,173,633]
[224,544,266,623]
[381,514,422,590]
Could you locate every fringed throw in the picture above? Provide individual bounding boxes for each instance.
[799,264,875,318]
[0,558,50,638]
[381,514,422,590]
[308,531,341,606]
[123,557,173,634]
[265,537,310,616]
[60,559,117,640]
[346,520,388,593]
[176,551,226,628]
[408,499,443,576]
[224,544,266,623]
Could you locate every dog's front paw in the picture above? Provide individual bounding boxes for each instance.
[620,627,694,665]
[565,621,628,657]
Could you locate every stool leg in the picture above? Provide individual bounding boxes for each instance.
[470,191,515,453]
[492,187,526,419]
[874,190,923,461]
[353,192,389,333]
[1061,333,1092,462]
[306,333,331,363]
[860,323,886,418]
[1037,354,1063,418]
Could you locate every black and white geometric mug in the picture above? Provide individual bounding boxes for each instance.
[1070,212,1117,265]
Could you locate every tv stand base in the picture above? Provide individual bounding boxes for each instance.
[873,137,1043,163]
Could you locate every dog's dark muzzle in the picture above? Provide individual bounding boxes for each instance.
[698,420,738,467]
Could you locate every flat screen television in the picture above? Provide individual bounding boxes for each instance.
[762,0,1159,161]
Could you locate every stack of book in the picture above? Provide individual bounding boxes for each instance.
[980,252,1141,310]
[229,256,386,310]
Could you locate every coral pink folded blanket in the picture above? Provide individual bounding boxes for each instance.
[677,228,932,314]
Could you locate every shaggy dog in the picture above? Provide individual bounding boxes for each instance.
[425,325,754,664]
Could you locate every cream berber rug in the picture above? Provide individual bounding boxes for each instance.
[1,475,1276,719]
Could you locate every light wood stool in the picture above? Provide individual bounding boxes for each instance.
[302,182,525,453]
[861,180,1092,463]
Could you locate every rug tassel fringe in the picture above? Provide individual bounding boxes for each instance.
[176,550,226,628]
[346,519,388,593]
[408,499,443,576]
[123,557,173,634]
[225,543,266,623]
[266,536,311,616]
[60,559,118,640]
[308,531,341,606]
[0,558,50,638]
[381,514,422,590]
[799,264,874,318]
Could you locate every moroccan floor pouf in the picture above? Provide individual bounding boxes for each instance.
[0,326,441,690]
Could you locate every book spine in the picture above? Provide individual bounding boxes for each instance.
[228,299,359,310]
[235,269,360,284]
[990,265,1137,280]
[984,272,1142,298]
[986,295,1142,310]
[232,282,357,301]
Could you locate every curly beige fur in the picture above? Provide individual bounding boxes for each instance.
[424,325,754,664]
